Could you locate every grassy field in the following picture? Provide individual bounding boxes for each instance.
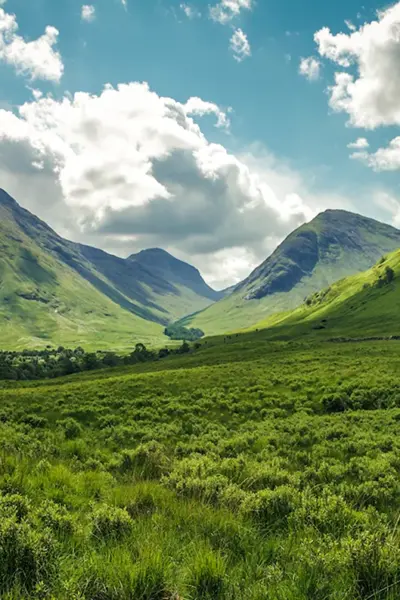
[1,335,400,598]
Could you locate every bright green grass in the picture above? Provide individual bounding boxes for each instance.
[2,336,400,597]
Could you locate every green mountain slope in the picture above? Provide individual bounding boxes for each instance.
[251,248,400,340]
[182,209,400,335]
[0,190,167,350]
[0,189,221,349]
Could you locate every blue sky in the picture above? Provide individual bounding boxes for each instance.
[0,0,400,286]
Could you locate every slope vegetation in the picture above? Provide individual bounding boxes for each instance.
[0,191,165,350]
[0,189,221,349]
[252,248,400,340]
[183,209,400,335]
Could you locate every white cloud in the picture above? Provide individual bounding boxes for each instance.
[180,3,201,19]
[81,5,96,22]
[299,56,321,81]
[344,19,356,31]
[184,97,230,129]
[315,3,400,128]
[0,7,63,82]
[374,191,400,228]
[230,28,251,62]
[351,137,400,171]
[347,137,369,149]
[209,0,252,24]
[0,83,355,286]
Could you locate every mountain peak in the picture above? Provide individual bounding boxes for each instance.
[182,208,400,336]
[130,247,223,302]
[0,188,18,206]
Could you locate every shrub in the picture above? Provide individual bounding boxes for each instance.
[0,516,57,594]
[57,418,83,440]
[118,442,169,479]
[91,505,133,541]
[36,501,74,536]
[0,493,30,522]
[241,486,299,529]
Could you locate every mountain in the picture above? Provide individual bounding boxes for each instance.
[0,189,220,349]
[181,209,400,335]
[129,248,223,305]
[251,248,400,340]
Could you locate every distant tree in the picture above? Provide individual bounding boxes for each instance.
[385,266,395,283]
[164,324,204,342]
[177,341,190,354]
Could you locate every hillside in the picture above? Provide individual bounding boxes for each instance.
[251,247,400,340]
[0,190,220,349]
[182,209,400,335]
[0,190,166,350]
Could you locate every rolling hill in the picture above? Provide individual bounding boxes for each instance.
[0,189,221,349]
[181,209,400,335]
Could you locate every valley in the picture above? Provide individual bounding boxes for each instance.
[1,189,400,599]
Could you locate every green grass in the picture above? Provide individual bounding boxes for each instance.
[1,335,400,597]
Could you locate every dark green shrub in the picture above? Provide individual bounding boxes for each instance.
[57,417,83,439]
[0,494,30,522]
[0,516,57,594]
[322,393,348,413]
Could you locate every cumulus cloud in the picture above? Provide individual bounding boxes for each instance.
[0,83,355,286]
[0,7,63,82]
[351,137,400,171]
[299,56,321,81]
[315,3,400,129]
[209,0,252,24]
[347,137,369,149]
[184,97,230,129]
[81,5,96,22]
[303,3,400,174]
[230,28,251,62]
[180,3,201,19]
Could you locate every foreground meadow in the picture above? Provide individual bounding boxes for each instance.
[1,337,400,599]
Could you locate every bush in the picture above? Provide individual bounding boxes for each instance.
[57,417,83,440]
[118,442,169,479]
[36,501,74,536]
[241,486,299,529]
[0,493,30,522]
[91,505,133,541]
[0,516,57,594]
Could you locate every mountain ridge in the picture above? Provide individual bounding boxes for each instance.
[181,208,400,335]
[0,189,222,349]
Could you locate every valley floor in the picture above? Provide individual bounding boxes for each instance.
[0,337,400,598]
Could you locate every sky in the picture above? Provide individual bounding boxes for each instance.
[0,0,400,288]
